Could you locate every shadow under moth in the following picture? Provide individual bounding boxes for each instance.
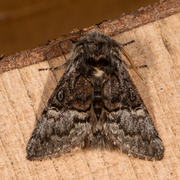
[26,31,164,161]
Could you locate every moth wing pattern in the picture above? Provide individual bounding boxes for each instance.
[102,60,164,160]
[26,31,164,161]
[26,60,93,160]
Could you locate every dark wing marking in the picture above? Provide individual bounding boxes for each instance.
[26,61,93,160]
[102,61,164,160]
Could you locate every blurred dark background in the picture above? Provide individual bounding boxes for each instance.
[0,0,158,56]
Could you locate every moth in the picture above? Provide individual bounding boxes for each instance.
[26,31,164,161]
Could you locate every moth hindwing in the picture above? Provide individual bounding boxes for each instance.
[26,31,164,161]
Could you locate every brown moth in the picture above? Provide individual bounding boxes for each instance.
[26,31,164,161]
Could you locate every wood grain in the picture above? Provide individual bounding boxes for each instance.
[1,0,180,179]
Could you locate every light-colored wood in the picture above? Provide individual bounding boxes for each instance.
[1,13,180,180]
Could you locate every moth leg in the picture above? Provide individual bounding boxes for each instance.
[122,40,135,47]
[122,60,147,69]
[136,65,147,69]
[39,55,72,71]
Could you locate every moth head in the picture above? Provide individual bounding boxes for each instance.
[73,31,122,76]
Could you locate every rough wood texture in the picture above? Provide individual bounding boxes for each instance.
[1,0,180,179]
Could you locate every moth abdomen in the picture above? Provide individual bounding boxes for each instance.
[93,84,103,119]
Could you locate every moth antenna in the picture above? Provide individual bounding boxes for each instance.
[48,34,83,49]
[121,46,144,81]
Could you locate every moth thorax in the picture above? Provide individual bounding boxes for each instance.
[93,67,104,77]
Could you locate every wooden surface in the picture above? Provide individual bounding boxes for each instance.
[1,1,180,180]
